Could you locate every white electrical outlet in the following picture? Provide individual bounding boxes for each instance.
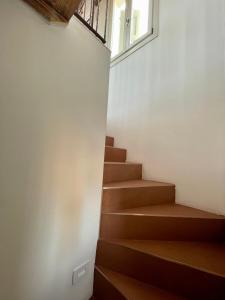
[72,260,90,286]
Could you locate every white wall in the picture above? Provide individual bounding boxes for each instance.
[107,0,225,215]
[0,1,110,300]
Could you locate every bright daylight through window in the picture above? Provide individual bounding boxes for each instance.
[110,0,158,61]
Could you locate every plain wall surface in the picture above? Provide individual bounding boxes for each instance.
[0,1,110,299]
[107,0,225,215]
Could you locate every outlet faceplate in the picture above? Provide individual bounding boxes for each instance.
[72,261,90,285]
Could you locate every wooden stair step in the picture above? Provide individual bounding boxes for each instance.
[105,136,114,147]
[118,203,225,218]
[94,266,183,300]
[96,240,225,299]
[100,204,225,241]
[103,180,175,189]
[102,180,175,212]
[103,162,142,184]
[102,239,225,278]
[95,136,225,299]
[105,146,127,162]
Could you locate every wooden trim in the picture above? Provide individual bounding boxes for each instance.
[23,0,68,22]
[46,0,81,20]
[23,0,81,23]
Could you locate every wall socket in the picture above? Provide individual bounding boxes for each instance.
[72,260,90,286]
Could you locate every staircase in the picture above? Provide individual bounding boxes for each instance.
[92,136,225,299]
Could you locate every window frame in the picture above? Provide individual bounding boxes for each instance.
[107,0,159,66]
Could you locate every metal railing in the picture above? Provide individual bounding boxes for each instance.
[74,0,109,44]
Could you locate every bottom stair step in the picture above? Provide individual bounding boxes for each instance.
[96,239,225,299]
[93,266,183,300]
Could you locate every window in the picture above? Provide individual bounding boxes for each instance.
[109,0,159,64]
[130,0,151,44]
[111,0,126,57]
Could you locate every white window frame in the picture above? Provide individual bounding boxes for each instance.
[108,0,159,67]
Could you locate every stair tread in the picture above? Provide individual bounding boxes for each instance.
[96,266,183,300]
[101,239,225,278]
[104,162,141,165]
[104,203,225,219]
[103,179,175,189]
[105,145,126,151]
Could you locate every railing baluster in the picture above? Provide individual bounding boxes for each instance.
[84,0,86,20]
[96,0,100,32]
[75,0,108,44]
[104,0,109,41]
[91,0,94,27]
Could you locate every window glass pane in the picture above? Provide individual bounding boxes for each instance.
[130,0,152,44]
[111,0,126,57]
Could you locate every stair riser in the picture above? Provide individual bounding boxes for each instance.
[104,147,127,162]
[105,136,114,147]
[100,214,225,241]
[93,267,126,300]
[103,164,142,184]
[102,186,175,212]
[97,241,225,299]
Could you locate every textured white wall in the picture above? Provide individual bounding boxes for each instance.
[107,0,225,215]
[0,1,110,299]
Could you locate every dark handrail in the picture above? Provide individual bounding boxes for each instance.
[74,0,109,44]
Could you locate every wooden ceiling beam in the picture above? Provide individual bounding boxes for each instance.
[23,0,81,23]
